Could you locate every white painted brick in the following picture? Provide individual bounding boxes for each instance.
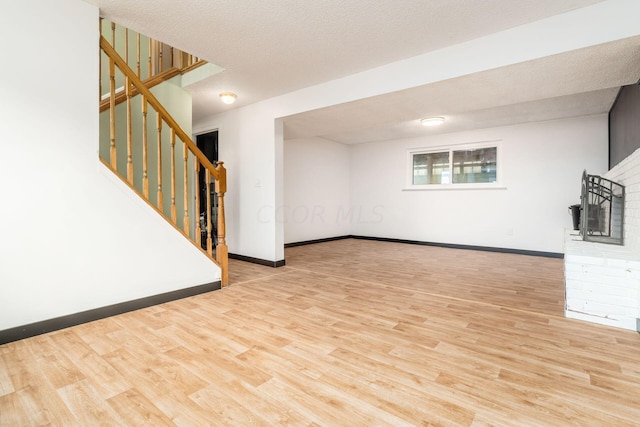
[563,263,583,273]
[627,201,640,210]
[573,265,639,279]
[565,276,637,294]
[605,256,640,267]
[580,300,638,317]
[566,299,588,311]
[565,306,637,320]
[565,310,637,331]
[564,278,587,291]
[564,144,640,331]
[580,282,637,298]
[565,288,591,300]
[566,287,638,307]
[596,294,636,309]
[565,254,607,265]
[566,273,634,289]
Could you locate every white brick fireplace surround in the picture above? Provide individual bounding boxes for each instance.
[564,147,640,331]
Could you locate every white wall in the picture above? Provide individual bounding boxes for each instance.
[283,137,351,244]
[0,0,219,331]
[194,0,640,262]
[349,116,608,253]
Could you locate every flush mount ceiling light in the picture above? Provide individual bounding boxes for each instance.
[420,117,445,126]
[219,92,237,104]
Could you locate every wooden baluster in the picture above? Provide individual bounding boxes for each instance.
[170,46,174,69]
[148,38,152,78]
[111,22,115,48]
[195,160,201,247]
[183,142,190,236]
[170,129,177,223]
[124,28,129,67]
[206,168,213,257]
[99,18,103,97]
[109,56,117,169]
[125,30,133,177]
[156,112,163,210]
[141,96,149,197]
[126,76,133,184]
[136,33,141,78]
[215,162,229,286]
[159,43,163,73]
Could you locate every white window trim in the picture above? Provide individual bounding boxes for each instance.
[404,140,505,191]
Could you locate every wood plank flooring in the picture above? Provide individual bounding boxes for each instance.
[1,239,640,426]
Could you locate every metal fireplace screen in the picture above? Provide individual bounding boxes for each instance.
[580,170,625,245]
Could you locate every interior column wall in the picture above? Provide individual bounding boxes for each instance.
[283,137,351,244]
[199,104,283,262]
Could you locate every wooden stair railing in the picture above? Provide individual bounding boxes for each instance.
[99,20,207,113]
[100,35,228,287]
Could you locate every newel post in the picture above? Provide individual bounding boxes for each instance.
[215,162,229,287]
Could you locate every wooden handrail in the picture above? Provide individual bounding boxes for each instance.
[100,34,228,286]
[100,36,221,183]
[98,61,207,113]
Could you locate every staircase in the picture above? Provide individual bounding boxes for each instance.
[99,20,228,286]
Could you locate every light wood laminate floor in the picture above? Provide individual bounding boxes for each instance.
[2,239,639,426]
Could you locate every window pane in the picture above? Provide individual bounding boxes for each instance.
[452,147,496,183]
[413,152,450,185]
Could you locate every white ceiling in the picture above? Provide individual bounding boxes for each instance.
[284,37,640,143]
[87,0,640,144]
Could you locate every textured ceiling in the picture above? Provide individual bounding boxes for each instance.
[86,0,640,143]
[283,37,640,143]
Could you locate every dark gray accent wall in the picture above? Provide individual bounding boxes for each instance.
[610,83,640,169]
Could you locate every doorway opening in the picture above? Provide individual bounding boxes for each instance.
[196,130,218,250]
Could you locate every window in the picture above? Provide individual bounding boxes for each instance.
[408,142,501,189]
[452,147,496,184]
[413,151,450,184]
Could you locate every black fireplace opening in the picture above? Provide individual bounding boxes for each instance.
[580,170,625,245]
